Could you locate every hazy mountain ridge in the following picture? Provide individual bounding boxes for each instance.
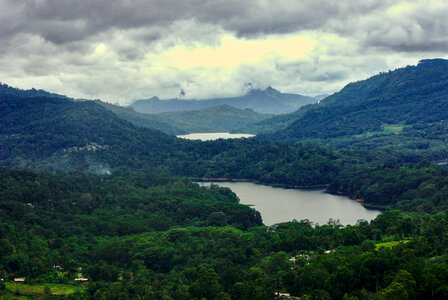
[95,100,188,135]
[156,105,272,133]
[130,86,316,114]
[0,88,345,187]
[97,101,272,134]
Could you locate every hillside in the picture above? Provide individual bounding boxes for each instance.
[156,105,272,133]
[130,86,316,114]
[0,82,68,99]
[95,100,187,135]
[0,89,348,186]
[254,59,448,161]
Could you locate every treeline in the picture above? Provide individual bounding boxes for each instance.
[329,161,448,212]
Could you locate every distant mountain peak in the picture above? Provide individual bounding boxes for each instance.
[247,86,281,96]
[264,86,281,94]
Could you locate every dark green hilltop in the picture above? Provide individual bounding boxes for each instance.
[1,59,448,299]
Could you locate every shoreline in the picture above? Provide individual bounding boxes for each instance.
[194,177,329,189]
[196,178,385,211]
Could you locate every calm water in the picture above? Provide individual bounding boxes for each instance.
[200,182,381,226]
[177,132,255,141]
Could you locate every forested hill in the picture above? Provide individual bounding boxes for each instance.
[0,90,347,186]
[254,59,448,160]
[155,105,272,133]
[95,100,188,135]
[0,83,68,99]
[130,86,316,114]
[98,101,272,134]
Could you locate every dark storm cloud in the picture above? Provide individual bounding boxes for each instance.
[359,6,448,53]
[0,1,389,44]
[1,0,446,52]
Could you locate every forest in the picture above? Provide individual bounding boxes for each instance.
[0,168,447,299]
[253,59,448,161]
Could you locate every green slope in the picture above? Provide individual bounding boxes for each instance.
[156,105,272,133]
[254,59,448,160]
[95,100,187,135]
[0,90,346,186]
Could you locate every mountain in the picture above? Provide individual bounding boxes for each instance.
[233,103,316,135]
[98,101,271,134]
[130,86,316,114]
[0,85,346,186]
[95,100,188,135]
[254,59,448,160]
[156,105,272,133]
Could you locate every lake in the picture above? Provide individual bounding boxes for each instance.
[199,182,381,226]
[177,132,255,141]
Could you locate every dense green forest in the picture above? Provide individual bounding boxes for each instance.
[0,168,447,299]
[249,59,448,161]
[329,162,448,212]
[0,93,347,186]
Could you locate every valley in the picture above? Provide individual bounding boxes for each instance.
[1,53,447,300]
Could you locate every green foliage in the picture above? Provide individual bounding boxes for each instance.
[1,169,448,299]
[254,59,448,161]
[329,162,448,212]
[156,105,272,133]
[0,92,346,187]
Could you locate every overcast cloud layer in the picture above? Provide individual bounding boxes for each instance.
[1,0,447,104]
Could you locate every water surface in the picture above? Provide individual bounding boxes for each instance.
[200,182,381,226]
[177,132,255,141]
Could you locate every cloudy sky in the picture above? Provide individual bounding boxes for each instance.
[1,0,447,104]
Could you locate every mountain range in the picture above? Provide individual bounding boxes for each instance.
[97,101,272,134]
[2,58,447,166]
[130,86,316,114]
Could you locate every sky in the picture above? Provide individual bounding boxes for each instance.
[1,0,447,105]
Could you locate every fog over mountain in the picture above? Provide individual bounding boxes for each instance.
[131,87,315,114]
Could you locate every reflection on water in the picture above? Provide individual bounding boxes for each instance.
[200,181,381,226]
[177,132,255,141]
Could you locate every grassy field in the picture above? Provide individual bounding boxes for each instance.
[375,240,410,250]
[4,282,84,297]
[352,123,405,139]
